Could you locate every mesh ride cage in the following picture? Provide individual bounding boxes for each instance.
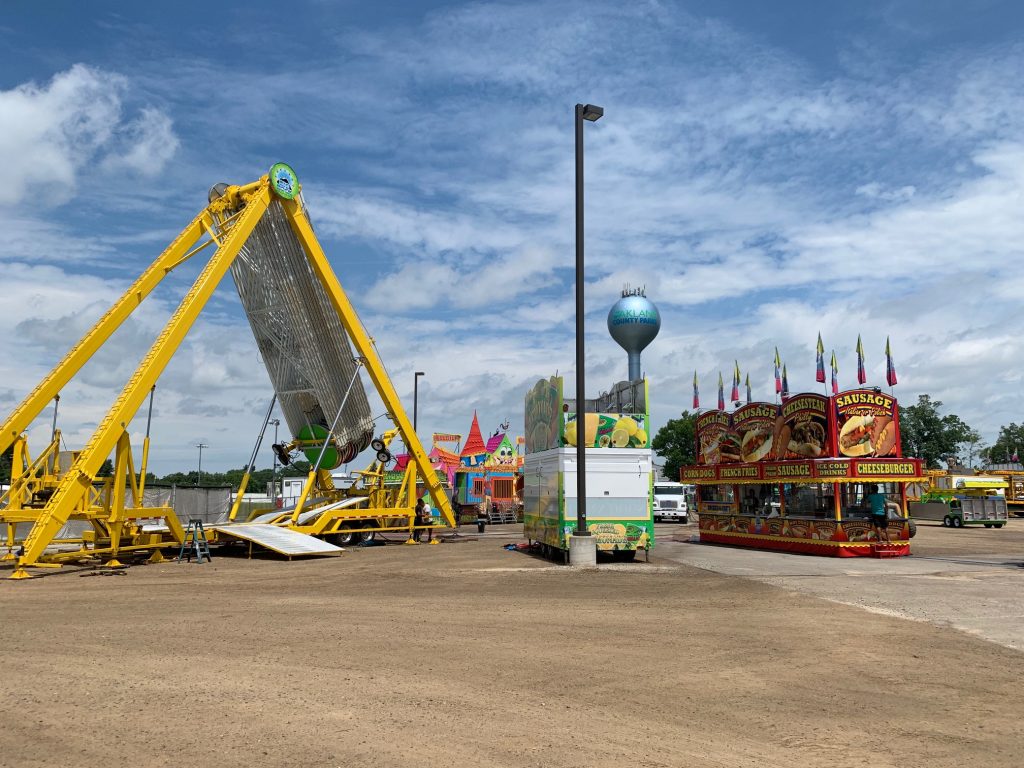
[229,200,373,466]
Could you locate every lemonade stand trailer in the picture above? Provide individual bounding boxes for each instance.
[682,457,925,557]
[523,377,655,560]
[525,447,653,561]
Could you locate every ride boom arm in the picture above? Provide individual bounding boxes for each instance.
[281,199,456,528]
[0,211,208,459]
[17,186,272,568]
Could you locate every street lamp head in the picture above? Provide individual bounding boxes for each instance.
[415,371,425,377]
[581,104,604,122]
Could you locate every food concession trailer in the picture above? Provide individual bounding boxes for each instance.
[681,390,925,557]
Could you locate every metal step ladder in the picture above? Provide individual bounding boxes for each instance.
[488,505,519,524]
[177,518,212,563]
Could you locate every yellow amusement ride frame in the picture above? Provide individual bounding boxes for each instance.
[0,166,454,578]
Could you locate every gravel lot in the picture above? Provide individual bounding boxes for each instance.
[0,524,1021,767]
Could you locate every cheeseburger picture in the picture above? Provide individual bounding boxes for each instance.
[719,432,743,463]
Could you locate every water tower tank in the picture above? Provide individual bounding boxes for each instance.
[607,286,660,381]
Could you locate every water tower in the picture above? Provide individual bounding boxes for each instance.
[607,285,661,381]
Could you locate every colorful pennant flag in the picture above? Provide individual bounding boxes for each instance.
[692,370,700,410]
[745,372,752,404]
[781,363,789,395]
[885,336,897,387]
[830,350,838,396]
[774,347,782,394]
[815,332,826,383]
[856,334,866,385]
[717,372,725,411]
[731,361,740,403]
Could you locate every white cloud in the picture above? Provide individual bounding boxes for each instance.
[0,65,179,206]
[8,2,1024,472]
[100,107,180,176]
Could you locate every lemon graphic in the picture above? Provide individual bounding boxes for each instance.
[615,417,639,436]
[563,421,577,446]
[632,428,648,446]
[611,428,630,447]
[599,434,611,447]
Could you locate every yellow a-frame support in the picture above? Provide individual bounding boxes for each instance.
[1,169,453,578]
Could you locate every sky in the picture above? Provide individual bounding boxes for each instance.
[2,0,1024,475]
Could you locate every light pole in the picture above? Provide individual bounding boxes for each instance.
[413,371,425,432]
[269,419,280,504]
[574,102,603,540]
[195,442,207,487]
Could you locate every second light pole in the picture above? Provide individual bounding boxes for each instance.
[413,371,425,432]
[574,102,603,540]
[195,442,208,487]
[269,419,280,505]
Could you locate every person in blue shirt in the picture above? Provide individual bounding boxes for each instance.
[865,484,891,543]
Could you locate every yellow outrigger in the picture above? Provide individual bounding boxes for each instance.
[0,166,453,578]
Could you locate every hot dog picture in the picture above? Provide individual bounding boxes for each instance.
[839,415,875,457]
[741,428,774,462]
[871,415,896,456]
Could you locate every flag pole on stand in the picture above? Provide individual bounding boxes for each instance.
[815,332,826,394]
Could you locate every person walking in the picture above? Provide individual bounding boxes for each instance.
[413,497,426,542]
[865,484,891,544]
[422,495,434,542]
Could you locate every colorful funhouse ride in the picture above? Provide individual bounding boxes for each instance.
[681,388,925,557]
[421,413,523,520]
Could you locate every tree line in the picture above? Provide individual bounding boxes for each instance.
[0,448,312,492]
[651,393,1017,481]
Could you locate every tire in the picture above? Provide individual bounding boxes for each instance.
[996,524,1005,528]
[951,517,963,528]
[943,516,951,527]
[357,522,377,544]
[907,519,917,538]
[984,523,993,529]
[612,549,637,562]
[333,525,359,546]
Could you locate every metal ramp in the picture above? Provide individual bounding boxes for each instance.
[210,524,342,556]
[249,496,368,525]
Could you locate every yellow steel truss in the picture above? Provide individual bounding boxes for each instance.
[1,169,453,578]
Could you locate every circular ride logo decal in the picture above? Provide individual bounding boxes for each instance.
[269,162,300,200]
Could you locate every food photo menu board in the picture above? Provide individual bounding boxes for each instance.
[833,389,901,458]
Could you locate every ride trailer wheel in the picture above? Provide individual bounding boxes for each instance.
[334,525,359,546]
[951,517,963,528]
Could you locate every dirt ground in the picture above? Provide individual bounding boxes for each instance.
[1,529,1022,768]
[903,517,1024,557]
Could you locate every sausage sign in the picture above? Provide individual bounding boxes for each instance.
[693,389,902,465]
[834,389,900,458]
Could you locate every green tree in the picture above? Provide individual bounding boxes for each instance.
[898,394,972,468]
[0,446,11,484]
[96,459,114,477]
[652,411,697,482]
[960,427,985,468]
[980,423,1024,465]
